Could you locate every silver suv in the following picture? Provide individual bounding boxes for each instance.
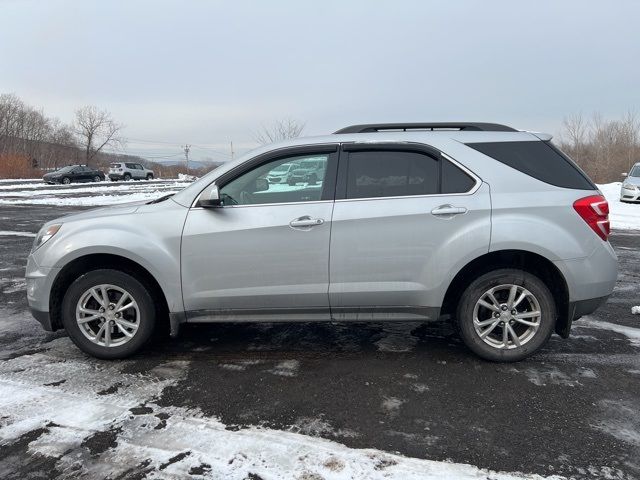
[108,162,154,181]
[26,122,618,361]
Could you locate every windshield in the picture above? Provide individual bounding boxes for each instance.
[630,165,640,177]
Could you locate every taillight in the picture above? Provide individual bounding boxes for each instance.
[573,195,610,241]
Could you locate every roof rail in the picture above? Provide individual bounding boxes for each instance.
[333,122,517,134]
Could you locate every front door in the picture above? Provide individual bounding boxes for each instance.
[181,146,338,321]
[329,144,491,320]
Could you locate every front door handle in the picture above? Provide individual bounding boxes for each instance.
[290,216,324,228]
[431,205,468,216]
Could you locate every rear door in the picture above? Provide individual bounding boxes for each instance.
[329,143,491,320]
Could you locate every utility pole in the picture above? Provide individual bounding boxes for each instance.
[230,141,235,161]
[182,144,191,174]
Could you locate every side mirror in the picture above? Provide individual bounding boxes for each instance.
[622,172,628,178]
[255,177,269,192]
[198,185,222,208]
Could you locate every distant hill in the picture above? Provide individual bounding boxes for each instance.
[153,159,219,169]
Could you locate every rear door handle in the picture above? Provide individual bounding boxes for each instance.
[431,205,468,216]
[290,216,324,228]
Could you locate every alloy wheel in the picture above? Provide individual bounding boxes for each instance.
[75,284,141,347]
[472,284,541,349]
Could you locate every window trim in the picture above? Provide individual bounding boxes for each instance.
[191,144,340,209]
[334,142,481,202]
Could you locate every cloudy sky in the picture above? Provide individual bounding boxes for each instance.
[1,0,639,162]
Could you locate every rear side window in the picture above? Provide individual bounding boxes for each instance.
[346,151,439,199]
[466,141,595,190]
[442,160,475,194]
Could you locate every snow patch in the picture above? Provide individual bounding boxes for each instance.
[632,306,640,315]
[0,231,36,237]
[269,359,300,377]
[0,277,26,294]
[580,318,640,346]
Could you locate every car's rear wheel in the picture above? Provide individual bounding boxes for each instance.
[93,175,101,182]
[456,269,555,362]
[146,174,153,180]
[62,177,71,185]
[61,269,156,359]
[123,173,131,181]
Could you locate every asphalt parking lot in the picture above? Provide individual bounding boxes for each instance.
[0,187,639,479]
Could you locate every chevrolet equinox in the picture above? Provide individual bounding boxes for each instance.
[26,123,618,361]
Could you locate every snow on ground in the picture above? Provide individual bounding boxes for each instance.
[579,317,640,347]
[0,231,36,237]
[0,180,189,206]
[0,308,562,480]
[598,182,640,230]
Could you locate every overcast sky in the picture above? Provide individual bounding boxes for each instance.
[1,0,639,162]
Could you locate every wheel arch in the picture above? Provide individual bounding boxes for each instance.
[441,249,571,337]
[49,253,170,334]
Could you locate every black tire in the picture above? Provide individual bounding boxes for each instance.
[456,269,556,362]
[62,177,71,185]
[123,173,131,181]
[146,174,153,180]
[61,269,156,359]
[93,175,101,182]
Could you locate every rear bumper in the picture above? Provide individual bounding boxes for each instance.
[108,174,125,180]
[569,295,609,321]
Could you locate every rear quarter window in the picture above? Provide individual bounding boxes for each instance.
[466,141,595,190]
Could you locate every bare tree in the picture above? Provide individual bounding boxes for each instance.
[74,105,124,165]
[561,113,587,162]
[620,110,639,172]
[254,118,305,145]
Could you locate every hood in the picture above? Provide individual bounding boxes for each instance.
[624,176,640,186]
[57,200,148,223]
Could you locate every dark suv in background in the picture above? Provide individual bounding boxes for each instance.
[42,165,105,184]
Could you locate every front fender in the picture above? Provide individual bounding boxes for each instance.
[33,201,188,312]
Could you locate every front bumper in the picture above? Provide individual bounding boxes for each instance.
[620,186,640,202]
[26,254,61,331]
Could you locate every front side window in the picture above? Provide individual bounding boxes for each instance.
[346,151,438,199]
[219,154,331,206]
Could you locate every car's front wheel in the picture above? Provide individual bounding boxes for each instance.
[62,177,71,185]
[93,175,102,182]
[61,269,156,359]
[456,269,555,362]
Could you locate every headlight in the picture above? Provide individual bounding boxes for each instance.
[32,224,62,252]
[623,183,637,190]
